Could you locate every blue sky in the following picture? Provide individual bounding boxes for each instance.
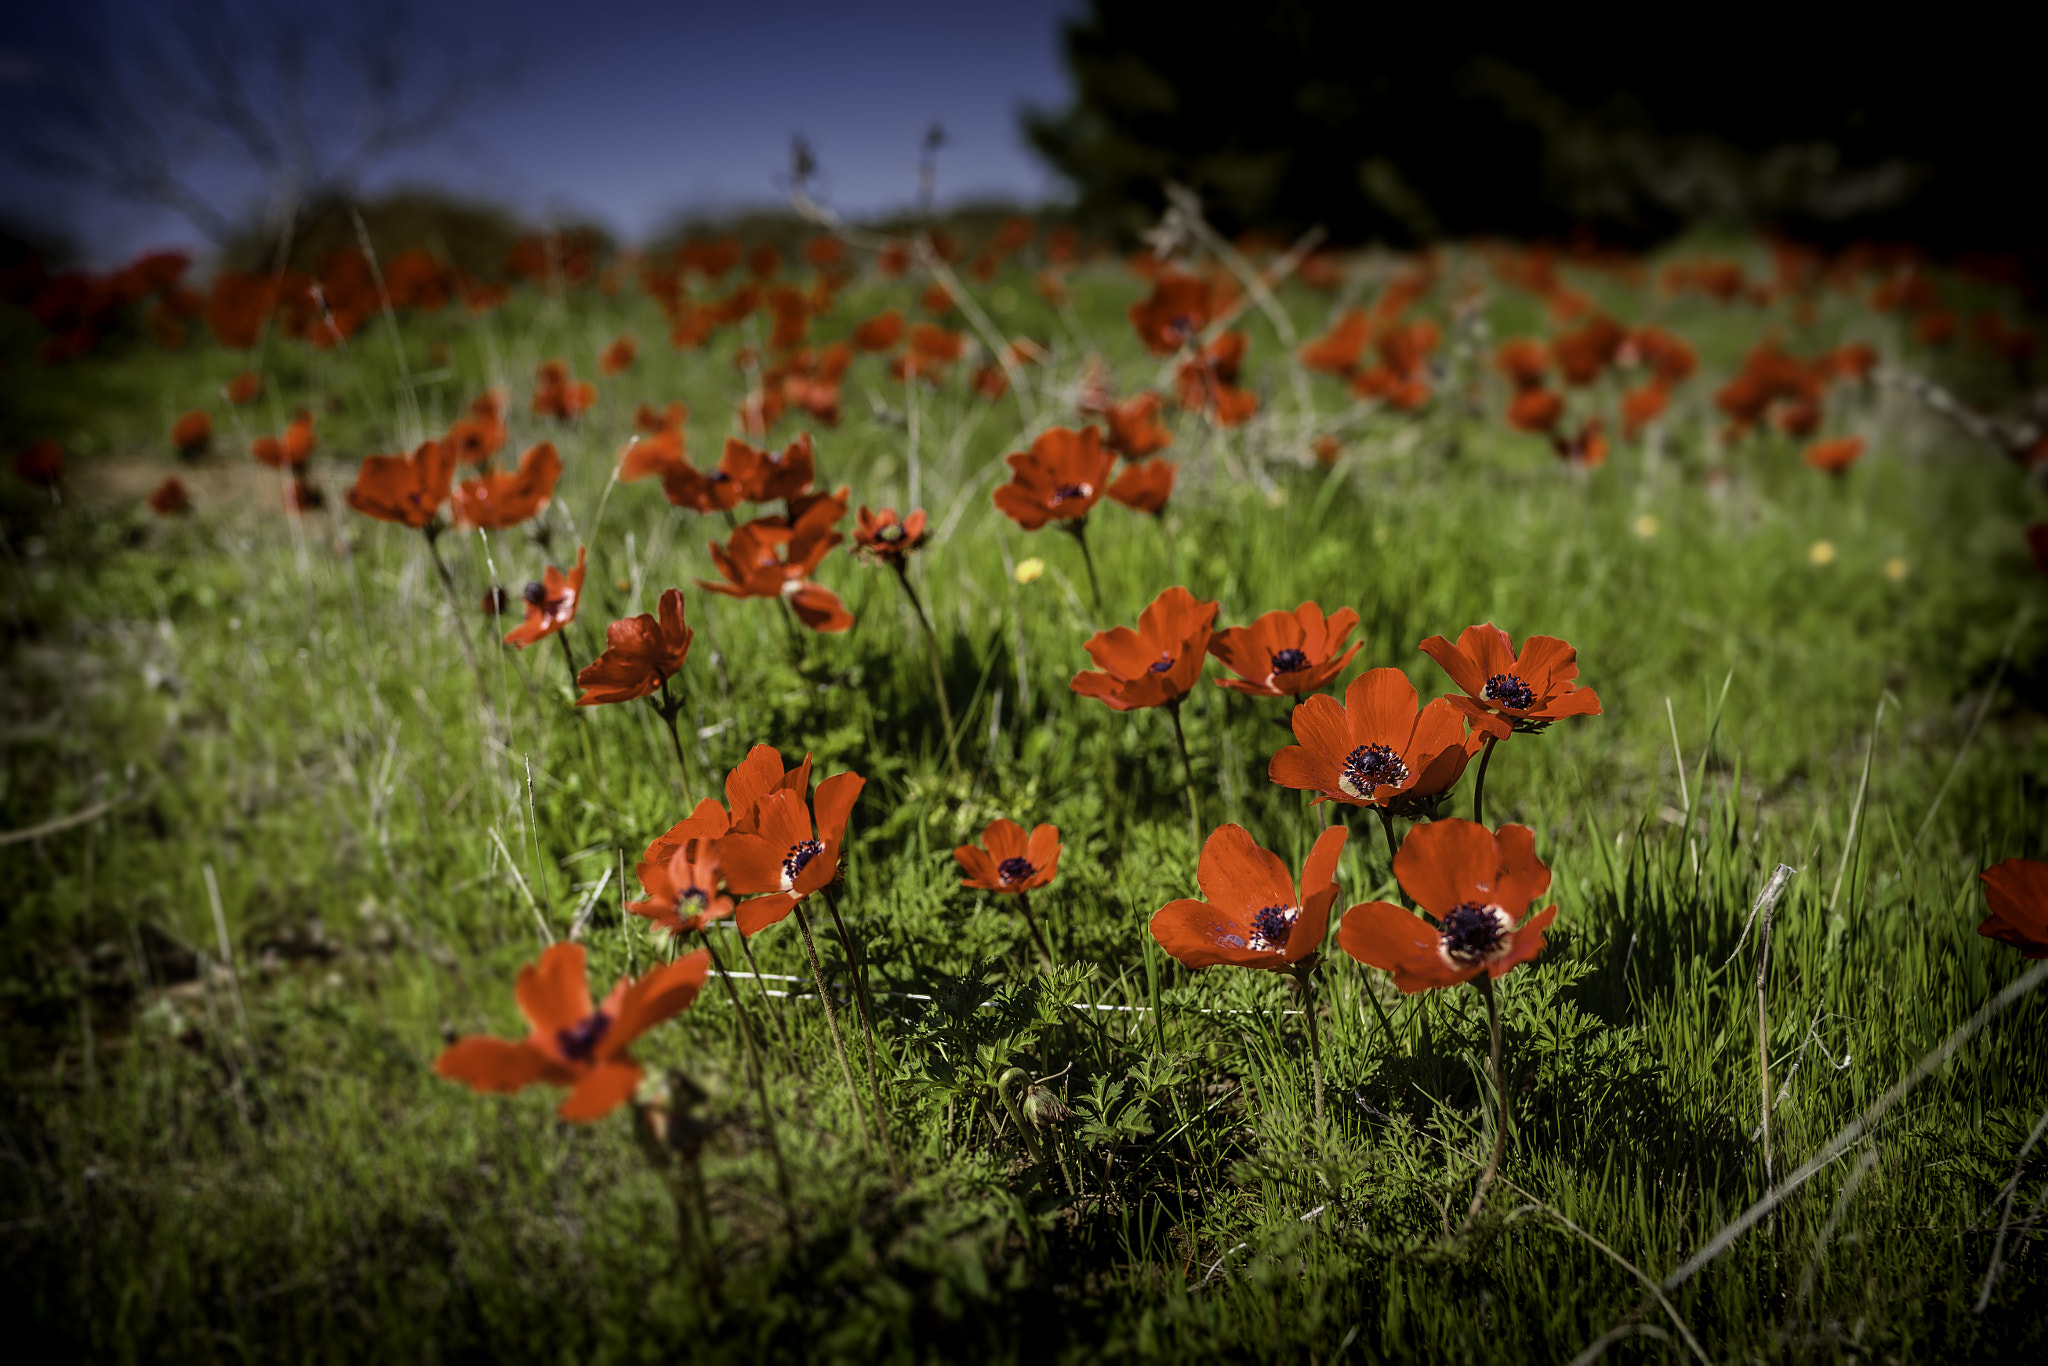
[0,0,1082,265]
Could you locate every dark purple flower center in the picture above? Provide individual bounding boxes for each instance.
[1440,902,1508,965]
[1342,743,1410,797]
[556,1012,611,1063]
[1484,673,1536,711]
[997,856,1035,884]
[680,886,709,908]
[1250,904,1296,951]
[1051,482,1090,504]
[1270,648,1310,674]
[521,580,549,607]
[1148,654,1176,674]
[782,838,825,884]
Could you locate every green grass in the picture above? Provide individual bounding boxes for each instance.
[3,237,2046,1363]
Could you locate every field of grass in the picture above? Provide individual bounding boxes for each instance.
[3,231,2045,1362]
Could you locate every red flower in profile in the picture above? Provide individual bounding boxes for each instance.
[1270,667,1495,811]
[453,441,562,530]
[576,588,695,706]
[1620,383,1669,439]
[1419,623,1602,731]
[1979,859,2048,959]
[1208,601,1361,699]
[14,440,62,488]
[1128,270,1215,355]
[1107,458,1176,514]
[532,359,596,420]
[1151,824,1348,970]
[1495,339,1549,391]
[598,333,638,375]
[224,370,262,405]
[955,818,1061,894]
[1098,392,1174,458]
[697,501,854,633]
[852,309,905,352]
[721,433,815,504]
[1299,310,1368,375]
[346,440,455,529]
[618,428,686,483]
[718,770,866,935]
[504,546,586,648]
[1311,435,1342,467]
[636,401,687,435]
[447,390,509,466]
[853,505,929,566]
[1552,417,1608,468]
[1175,331,1259,427]
[147,475,190,515]
[1507,388,1563,434]
[628,839,736,935]
[994,425,1115,530]
[433,941,711,1121]
[284,478,324,515]
[172,410,212,456]
[1804,436,1866,474]
[252,410,317,469]
[1337,819,1556,992]
[1071,585,1219,712]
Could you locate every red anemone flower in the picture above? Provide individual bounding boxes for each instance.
[1552,417,1608,468]
[852,309,905,351]
[1151,824,1348,970]
[697,501,854,632]
[453,441,562,530]
[1495,339,1550,391]
[533,359,596,420]
[1270,667,1496,810]
[1175,331,1259,426]
[718,770,865,935]
[993,425,1115,530]
[1128,270,1215,355]
[346,439,455,529]
[172,409,212,456]
[1107,458,1176,514]
[618,428,686,483]
[1299,310,1369,375]
[1099,392,1174,458]
[147,475,190,515]
[1336,819,1556,992]
[853,505,929,566]
[599,333,638,375]
[447,390,509,466]
[1420,623,1602,731]
[434,941,710,1121]
[225,370,262,405]
[1978,859,2048,958]
[251,409,317,469]
[1508,387,1564,434]
[1071,585,1219,712]
[627,839,737,935]
[1620,383,1669,439]
[636,746,819,892]
[575,588,694,706]
[1208,601,1362,698]
[1804,436,1866,474]
[504,545,586,648]
[955,818,1061,893]
[721,432,815,504]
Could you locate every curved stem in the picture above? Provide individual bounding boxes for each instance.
[1462,971,1508,1231]
[1015,889,1054,967]
[554,627,581,690]
[894,563,960,777]
[1295,963,1325,1127]
[654,680,695,807]
[790,902,873,1157]
[1374,805,1401,891]
[696,930,797,1239]
[1471,734,1500,827]
[822,886,898,1176]
[422,527,491,713]
[1069,519,1105,618]
[1167,699,1202,845]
